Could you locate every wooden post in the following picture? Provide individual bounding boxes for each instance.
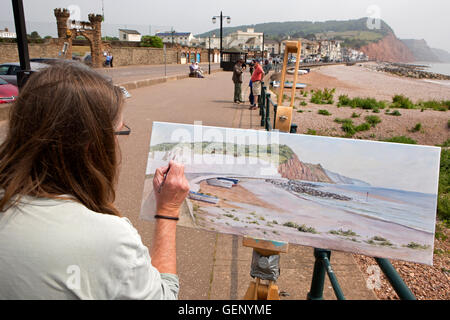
[242,237,288,300]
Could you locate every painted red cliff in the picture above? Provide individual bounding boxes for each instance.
[278,154,334,183]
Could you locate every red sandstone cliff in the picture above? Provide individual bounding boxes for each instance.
[278,154,334,183]
[360,33,416,63]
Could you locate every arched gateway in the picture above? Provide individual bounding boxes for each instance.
[54,8,104,68]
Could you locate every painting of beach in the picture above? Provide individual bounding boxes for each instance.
[140,121,441,265]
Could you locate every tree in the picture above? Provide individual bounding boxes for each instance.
[140,35,163,48]
[29,31,41,39]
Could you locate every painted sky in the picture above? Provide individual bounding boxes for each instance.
[1,0,450,52]
[150,122,441,194]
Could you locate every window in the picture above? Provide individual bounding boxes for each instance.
[123,34,127,40]
[0,65,9,75]
[10,66,21,75]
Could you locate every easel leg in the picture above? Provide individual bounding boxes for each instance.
[307,248,330,300]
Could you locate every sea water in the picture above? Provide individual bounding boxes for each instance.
[416,62,450,77]
[291,181,437,234]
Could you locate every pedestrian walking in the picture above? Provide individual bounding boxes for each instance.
[232,59,244,104]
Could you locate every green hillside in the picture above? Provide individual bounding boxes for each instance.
[196,18,393,48]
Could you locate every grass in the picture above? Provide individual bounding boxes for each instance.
[300,101,308,106]
[334,116,380,137]
[383,136,417,144]
[329,229,358,237]
[283,221,318,234]
[366,237,393,247]
[311,88,335,105]
[386,110,402,116]
[391,94,415,109]
[351,112,360,118]
[338,95,386,110]
[297,224,318,234]
[391,95,449,111]
[306,129,317,135]
[365,115,382,127]
[318,109,332,116]
[338,94,449,112]
[403,242,430,250]
[411,123,422,132]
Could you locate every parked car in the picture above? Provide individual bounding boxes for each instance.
[0,76,19,104]
[0,62,48,86]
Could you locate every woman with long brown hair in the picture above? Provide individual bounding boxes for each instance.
[0,61,189,299]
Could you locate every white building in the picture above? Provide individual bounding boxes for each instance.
[118,29,142,42]
[0,28,16,39]
[155,32,195,46]
[224,28,263,51]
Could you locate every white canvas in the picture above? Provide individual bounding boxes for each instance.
[140,121,441,265]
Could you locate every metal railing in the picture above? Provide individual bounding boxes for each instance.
[259,81,277,131]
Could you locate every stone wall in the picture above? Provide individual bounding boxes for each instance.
[0,40,218,67]
[0,40,62,64]
[110,47,179,66]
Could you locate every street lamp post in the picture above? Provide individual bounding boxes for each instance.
[208,37,211,75]
[212,11,230,68]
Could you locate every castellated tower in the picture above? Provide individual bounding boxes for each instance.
[54,8,70,39]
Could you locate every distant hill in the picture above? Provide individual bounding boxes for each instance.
[431,47,450,63]
[401,39,441,62]
[196,18,393,48]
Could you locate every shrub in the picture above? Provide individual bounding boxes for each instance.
[365,115,382,127]
[306,129,317,135]
[300,101,307,106]
[311,88,335,104]
[383,136,417,144]
[318,109,331,116]
[411,123,422,132]
[392,95,415,109]
[298,224,318,234]
[355,122,371,132]
[387,110,402,116]
[351,112,360,118]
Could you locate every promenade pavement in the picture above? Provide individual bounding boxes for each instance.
[115,69,377,300]
[98,62,221,85]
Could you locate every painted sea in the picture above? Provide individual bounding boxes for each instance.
[289,182,436,234]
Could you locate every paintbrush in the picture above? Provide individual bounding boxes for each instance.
[157,154,177,193]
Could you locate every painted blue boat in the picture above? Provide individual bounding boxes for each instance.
[189,191,219,204]
[217,177,240,185]
[207,178,234,189]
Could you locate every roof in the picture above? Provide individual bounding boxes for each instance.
[119,29,141,35]
[155,32,192,37]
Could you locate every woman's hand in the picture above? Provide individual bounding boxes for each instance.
[152,161,190,218]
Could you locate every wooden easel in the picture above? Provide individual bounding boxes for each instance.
[242,236,289,300]
[275,40,302,133]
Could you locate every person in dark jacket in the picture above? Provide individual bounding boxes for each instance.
[232,59,244,104]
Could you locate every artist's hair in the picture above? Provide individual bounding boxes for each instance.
[0,61,123,216]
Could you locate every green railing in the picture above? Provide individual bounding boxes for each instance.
[259,82,277,131]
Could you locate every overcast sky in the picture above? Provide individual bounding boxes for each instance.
[1,0,450,51]
[150,122,441,194]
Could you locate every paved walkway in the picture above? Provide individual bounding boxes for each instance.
[115,70,377,300]
[98,62,221,85]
